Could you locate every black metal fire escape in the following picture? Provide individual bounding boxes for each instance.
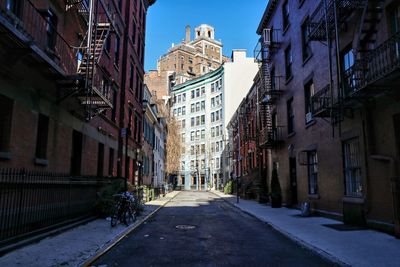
[254,28,283,149]
[308,0,387,128]
[63,0,114,121]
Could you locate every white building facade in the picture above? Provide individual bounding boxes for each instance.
[171,50,258,190]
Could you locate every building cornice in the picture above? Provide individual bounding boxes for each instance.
[172,66,224,92]
[256,0,279,35]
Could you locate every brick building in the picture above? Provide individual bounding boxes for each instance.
[227,74,270,201]
[144,24,229,102]
[0,0,155,183]
[251,0,400,236]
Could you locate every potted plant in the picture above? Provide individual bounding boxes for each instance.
[270,167,282,208]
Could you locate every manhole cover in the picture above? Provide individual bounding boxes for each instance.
[175,224,196,230]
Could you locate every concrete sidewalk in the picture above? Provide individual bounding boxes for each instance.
[0,191,180,267]
[212,190,400,267]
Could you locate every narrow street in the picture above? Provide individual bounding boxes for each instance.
[92,191,333,267]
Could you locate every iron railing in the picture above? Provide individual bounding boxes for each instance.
[259,126,283,148]
[0,169,109,246]
[307,0,366,41]
[342,31,400,97]
[0,0,76,75]
[311,84,334,116]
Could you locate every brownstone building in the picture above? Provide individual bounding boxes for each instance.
[228,76,269,200]
[251,0,400,236]
[0,0,154,183]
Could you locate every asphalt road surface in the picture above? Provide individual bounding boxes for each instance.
[92,191,335,267]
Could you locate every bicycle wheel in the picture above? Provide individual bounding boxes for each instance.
[110,202,121,227]
[126,207,136,224]
[110,212,118,227]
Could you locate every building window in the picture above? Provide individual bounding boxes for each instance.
[43,10,58,50]
[287,98,295,134]
[342,46,355,92]
[343,138,363,197]
[282,1,290,30]
[191,103,195,113]
[129,63,134,90]
[302,17,312,61]
[182,106,186,115]
[196,88,200,97]
[6,0,21,16]
[35,114,49,160]
[191,90,195,99]
[182,93,186,102]
[307,151,318,194]
[0,95,13,155]
[191,117,195,127]
[182,119,186,129]
[108,148,114,176]
[211,83,215,92]
[97,143,104,177]
[304,80,314,123]
[285,45,293,80]
[201,130,205,139]
[190,132,195,141]
[132,19,137,44]
[115,35,120,66]
[201,101,205,110]
[111,89,117,122]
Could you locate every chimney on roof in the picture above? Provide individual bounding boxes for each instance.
[185,25,191,43]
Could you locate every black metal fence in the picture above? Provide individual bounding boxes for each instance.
[0,169,108,246]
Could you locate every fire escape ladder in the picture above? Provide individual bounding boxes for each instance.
[307,0,367,42]
[359,0,384,50]
[66,0,90,23]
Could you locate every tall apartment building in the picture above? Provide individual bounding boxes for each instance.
[145,24,229,102]
[251,0,400,236]
[0,0,154,183]
[171,50,257,190]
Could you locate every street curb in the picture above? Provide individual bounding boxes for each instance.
[0,216,96,257]
[210,191,350,267]
[80,191,181,267]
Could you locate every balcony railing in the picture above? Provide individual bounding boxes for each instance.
[254,33,280,64]
[311,84,334,117]
[342,31,400,98]
[0,0,76,75]
[259,126,283,148]
[307,0,367,41]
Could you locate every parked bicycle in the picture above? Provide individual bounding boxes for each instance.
[110,192,136,227]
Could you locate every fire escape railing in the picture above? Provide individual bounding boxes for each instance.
[254,29,283,149]
[0,0,76,75]
[259,125,283,148]
[307,0,367,41]
[343,31,400,98]
[0,0,115,118]
[311,84,334,117]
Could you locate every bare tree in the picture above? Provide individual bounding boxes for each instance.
[165,115,182,175]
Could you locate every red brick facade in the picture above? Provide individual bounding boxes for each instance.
[0,0,155,182]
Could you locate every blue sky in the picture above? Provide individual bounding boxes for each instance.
[144,0,267,71]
